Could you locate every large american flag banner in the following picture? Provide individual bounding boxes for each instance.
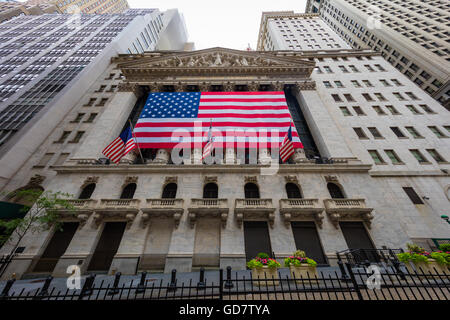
[134,91,303,149]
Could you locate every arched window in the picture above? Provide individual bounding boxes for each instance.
[79,183,96,199]
[120,183,136,199]
[162,183,177,199]
[244,183,260,199]
[203,183,218,198]
[286,183,302,198]
[327,182,345,199]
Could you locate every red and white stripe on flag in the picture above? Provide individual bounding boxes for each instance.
[102,127,136,164]
[280,134,294,163]
[202,140,213,160]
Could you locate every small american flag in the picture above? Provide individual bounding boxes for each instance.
[280,125,294,163]
[102,127,136,164]
[202,123,214,160]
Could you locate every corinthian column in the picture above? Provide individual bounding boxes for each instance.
[120,150,137,164]
[225,148,236,164]
[258,148,271,164]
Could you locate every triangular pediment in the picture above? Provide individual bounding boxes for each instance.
[117,47,315,78]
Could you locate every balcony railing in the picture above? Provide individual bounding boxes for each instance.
[56,199,97,223]
[141,199,184,228]
[323,198,374,228]
[94,199,141,224]
[188,199,229,228]
[234,199,275,227]
[279,198,324,227]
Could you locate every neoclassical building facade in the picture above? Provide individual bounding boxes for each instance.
[1,45,449,279]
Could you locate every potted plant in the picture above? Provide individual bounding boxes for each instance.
[247,252,281,286]
[284,250,318,283]
[397,243,450,276]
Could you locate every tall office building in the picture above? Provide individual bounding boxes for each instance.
[0,12,448,280]
[27,0,130,14]
[0,0,61,23]
[0,8,190,191]
[305,0,450,108]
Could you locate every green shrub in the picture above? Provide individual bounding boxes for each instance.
[257,252,270,259]
[438,243,450,252]
[397,252,429,264]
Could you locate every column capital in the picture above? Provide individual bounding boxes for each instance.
[295,81,316,91]
[118,82,143,97]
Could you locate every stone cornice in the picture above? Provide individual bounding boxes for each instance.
[50,163,372,174]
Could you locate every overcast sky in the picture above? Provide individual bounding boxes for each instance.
[128,0,307,50]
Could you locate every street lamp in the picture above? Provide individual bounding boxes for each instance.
[441,215,450,225]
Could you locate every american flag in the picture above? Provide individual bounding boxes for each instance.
[134,91,303,149]
[280,125,295,163]
[202,123,214,160]
[102,126,136,164]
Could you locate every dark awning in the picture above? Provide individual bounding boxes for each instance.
[0,201,26,219]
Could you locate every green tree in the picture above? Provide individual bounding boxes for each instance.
[0,189,75,256]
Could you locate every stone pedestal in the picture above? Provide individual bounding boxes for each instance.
[225,148,236,164]
[119,150,137,164]
[153,149,170,164]
[292,148,307,163]
[258,148,271,164]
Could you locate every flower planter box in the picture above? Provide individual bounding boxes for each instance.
[251,266,279,286]
[289,264,319,284]
[405,259,449,277]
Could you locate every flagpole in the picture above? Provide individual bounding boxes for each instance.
[128,119,145,164]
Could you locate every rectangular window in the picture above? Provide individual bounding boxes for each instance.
[351,80,362,87]
[362,80,373,87]
[406,105,421,114]
[338,65,349,72]
[324,66,333,73]
[353,106,365,115]
[340,106,352,116]
[405,92,419,100]
[334,81,344,88]
[428,126,447,138]
[368,127,383,138]
[390,127,407,138]
[391,79,403,86]
[348,65,359,72]
[332,94,343,102]
[372,105,386,115]
[84,113,97,123]
[409,149,429,163]
[69,131,85,143]
[386,105,400,115]
[353,127,368,139]
[71,113,85,123]
[379,79,391,86]
[84,98,96,106]
[426,149,445,163]
[323,81,333,88]
[384,150,402,164]
[374,93,387,101]
[344,94,355,102]
[419,104,435,114]
[54,131,71,143]
[405,127,423,139]
[364,64,375,72]
[362,93,374,101]
[368,150,385,164]
[393,92,406,101]
[375,64,386,71]
[96,98,108,106]
[402,187,424,204]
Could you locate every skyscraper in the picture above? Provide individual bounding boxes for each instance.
[305,0,450,108]
[0,9,190,190]
[0,0,61,23]
[26,0,130,14]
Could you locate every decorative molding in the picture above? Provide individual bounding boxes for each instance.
[324,175,338,182]
[25,174,45,188]
[284,175,298,183]
[123,176,138,187]
[244,176,258,183]
[82,176,98,188]
[165,176,178,184]
[204,176,218,183]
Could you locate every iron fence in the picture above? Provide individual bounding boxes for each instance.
[0,264,448,301]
